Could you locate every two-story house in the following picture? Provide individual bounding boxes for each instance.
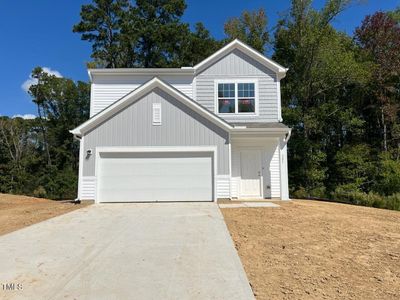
[71,39,291,203]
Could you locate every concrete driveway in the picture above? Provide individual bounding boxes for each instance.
[0,203,254,300]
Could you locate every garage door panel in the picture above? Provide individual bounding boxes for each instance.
[97,151,213,202]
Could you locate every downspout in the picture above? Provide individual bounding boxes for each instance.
[280,128,292,200]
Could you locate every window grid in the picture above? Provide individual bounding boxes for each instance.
[217,82,256,114]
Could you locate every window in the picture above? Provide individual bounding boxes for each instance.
[217,83,235,113]
[217,82,256,114]
[238,83,255,113]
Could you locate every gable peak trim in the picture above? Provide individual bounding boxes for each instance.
[194,39,288,77]
[70,77,232,136]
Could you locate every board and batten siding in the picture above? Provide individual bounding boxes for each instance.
[90,75,193,117]
[196,49,279,123]
[83,87,229,176]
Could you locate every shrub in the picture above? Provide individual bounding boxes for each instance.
[374,154,400,195]
[385,193,400,211]
[33,186,47,198]
[292,187,308,199]
[332,186,400,211]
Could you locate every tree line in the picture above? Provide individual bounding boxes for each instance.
[1,0,399,209]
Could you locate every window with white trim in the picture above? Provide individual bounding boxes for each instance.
[217,82,256,114]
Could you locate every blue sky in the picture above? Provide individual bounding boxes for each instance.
[0,0,398,117]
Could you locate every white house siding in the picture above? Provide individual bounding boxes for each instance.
[279,138,290,200]
[80,176,96,200]
[81,88,230,200]
[216,175,231,198]
[270,143,281,198]
[231,138,281,199]
[90,75,193,116]
[196,49,279,123]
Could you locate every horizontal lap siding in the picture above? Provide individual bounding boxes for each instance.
[195,78,215,111]
[270,144,281,198]
[216,175,230,198]
[91,84,140,115]
[195,49,278,123]
[83,88,229,177]
[90,75,193,117]
[80,176,96,200]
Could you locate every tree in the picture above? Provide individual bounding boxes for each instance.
[131,0,190,67]
[354,11,400,152]
[374,153,400,195]
[273,0,369,196]
[334,144,374,191]
[0,117,41,194]
[73,0,132,68]
[24,67,90,199]
[224,8,269,52]
[74,0,220,68]
[178,22,222,66]
[388,6,400,23]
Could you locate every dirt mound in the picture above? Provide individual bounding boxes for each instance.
[0,193,90,236]
[221,200,400,300]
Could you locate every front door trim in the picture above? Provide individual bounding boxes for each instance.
[238,147,263,199]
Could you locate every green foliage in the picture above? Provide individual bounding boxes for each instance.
[274,0,369,198]
[0,68,90,199]
[178,23,223,66]
[73,0,132,68]
[272,0,400,204]
[373,154,400,195]
[332,187,400,211]
[224,8,269,52]
[388,6,400,23]
[334,144,374,190]
[73,0,221,67]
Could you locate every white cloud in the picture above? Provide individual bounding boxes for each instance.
[21,67,63,92]
[12,114,36,119]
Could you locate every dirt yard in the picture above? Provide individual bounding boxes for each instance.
[0,193,90,236]
[221,200,400,300]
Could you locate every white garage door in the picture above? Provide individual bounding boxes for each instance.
[97,151,214,202]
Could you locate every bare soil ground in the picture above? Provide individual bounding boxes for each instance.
[0,193,90,236]
[221,200,400,300]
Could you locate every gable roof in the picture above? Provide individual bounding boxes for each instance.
[194,39,288,78]
[88,67,195,81]
[87,39,288,81]
[70,77,233,136]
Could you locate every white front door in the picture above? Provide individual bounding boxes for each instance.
[240,149,262,198]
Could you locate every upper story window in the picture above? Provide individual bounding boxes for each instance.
[217,81,257,114]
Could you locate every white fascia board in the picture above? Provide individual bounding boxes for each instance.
[231,127,291,135]
[193,39,288,75]
[88,68,195,79]
[70,77,232,136]
[87,69,93,82]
